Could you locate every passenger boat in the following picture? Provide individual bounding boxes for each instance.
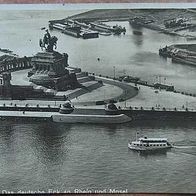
[128,134,173,151]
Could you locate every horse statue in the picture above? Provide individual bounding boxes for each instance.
[39,30,58,52]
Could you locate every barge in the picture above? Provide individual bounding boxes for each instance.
[90,22,126,34]
[159,44,196,66]
[172,55,196,66]
[49,21,99,39]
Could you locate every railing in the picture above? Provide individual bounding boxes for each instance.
[88,72,196,98]
[121,106,196,112]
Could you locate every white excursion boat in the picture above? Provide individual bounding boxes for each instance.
[128,134,173,151]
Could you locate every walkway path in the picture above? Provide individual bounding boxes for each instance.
[71,76,138,105]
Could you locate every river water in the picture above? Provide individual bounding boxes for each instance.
[0,5,196,193]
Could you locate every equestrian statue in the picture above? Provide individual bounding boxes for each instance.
[39,29,58,52]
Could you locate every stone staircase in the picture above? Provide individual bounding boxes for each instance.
[30,68,103,100]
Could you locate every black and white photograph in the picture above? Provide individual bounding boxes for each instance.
[0,2,196,194]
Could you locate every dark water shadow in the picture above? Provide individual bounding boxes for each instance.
[32,122,72,165]
[128,119,196,129]
[128,148,169,158]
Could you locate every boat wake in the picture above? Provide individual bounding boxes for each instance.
[173,145,196,149]
[171,145,196,157]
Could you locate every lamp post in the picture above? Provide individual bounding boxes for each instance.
[113,66,116,79]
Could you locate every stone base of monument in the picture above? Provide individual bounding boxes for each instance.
[28,51,79,91]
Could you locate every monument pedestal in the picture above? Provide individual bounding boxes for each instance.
[28,51,79,90]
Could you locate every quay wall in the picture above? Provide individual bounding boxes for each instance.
[0,105,196,122]
[0,110,132,124]
[119,108,196,120]
[52,114,132,124]
[0,111,52,122]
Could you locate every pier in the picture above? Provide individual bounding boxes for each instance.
[49,20,99,39]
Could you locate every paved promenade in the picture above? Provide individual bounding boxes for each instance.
[0,111,56,117]
[2,67,196,110]
[117,83,196,110]
[9,69,138,106]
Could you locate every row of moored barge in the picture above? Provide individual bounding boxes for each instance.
[49,19,126,39]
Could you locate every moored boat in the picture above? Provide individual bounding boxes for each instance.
[99,32,112,36]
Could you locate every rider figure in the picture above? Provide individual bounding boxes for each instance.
[43,29,51,45]
[40,29,57,52]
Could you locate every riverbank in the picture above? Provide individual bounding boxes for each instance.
[67,9,196,38]
[69,9,193,22]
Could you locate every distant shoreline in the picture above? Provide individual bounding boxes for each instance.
[68,8,191,22]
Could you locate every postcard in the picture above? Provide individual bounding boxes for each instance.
[0,1,196,195]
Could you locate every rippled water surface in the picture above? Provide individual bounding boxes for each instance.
[0,121,196,193]
[0,7,196,193]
